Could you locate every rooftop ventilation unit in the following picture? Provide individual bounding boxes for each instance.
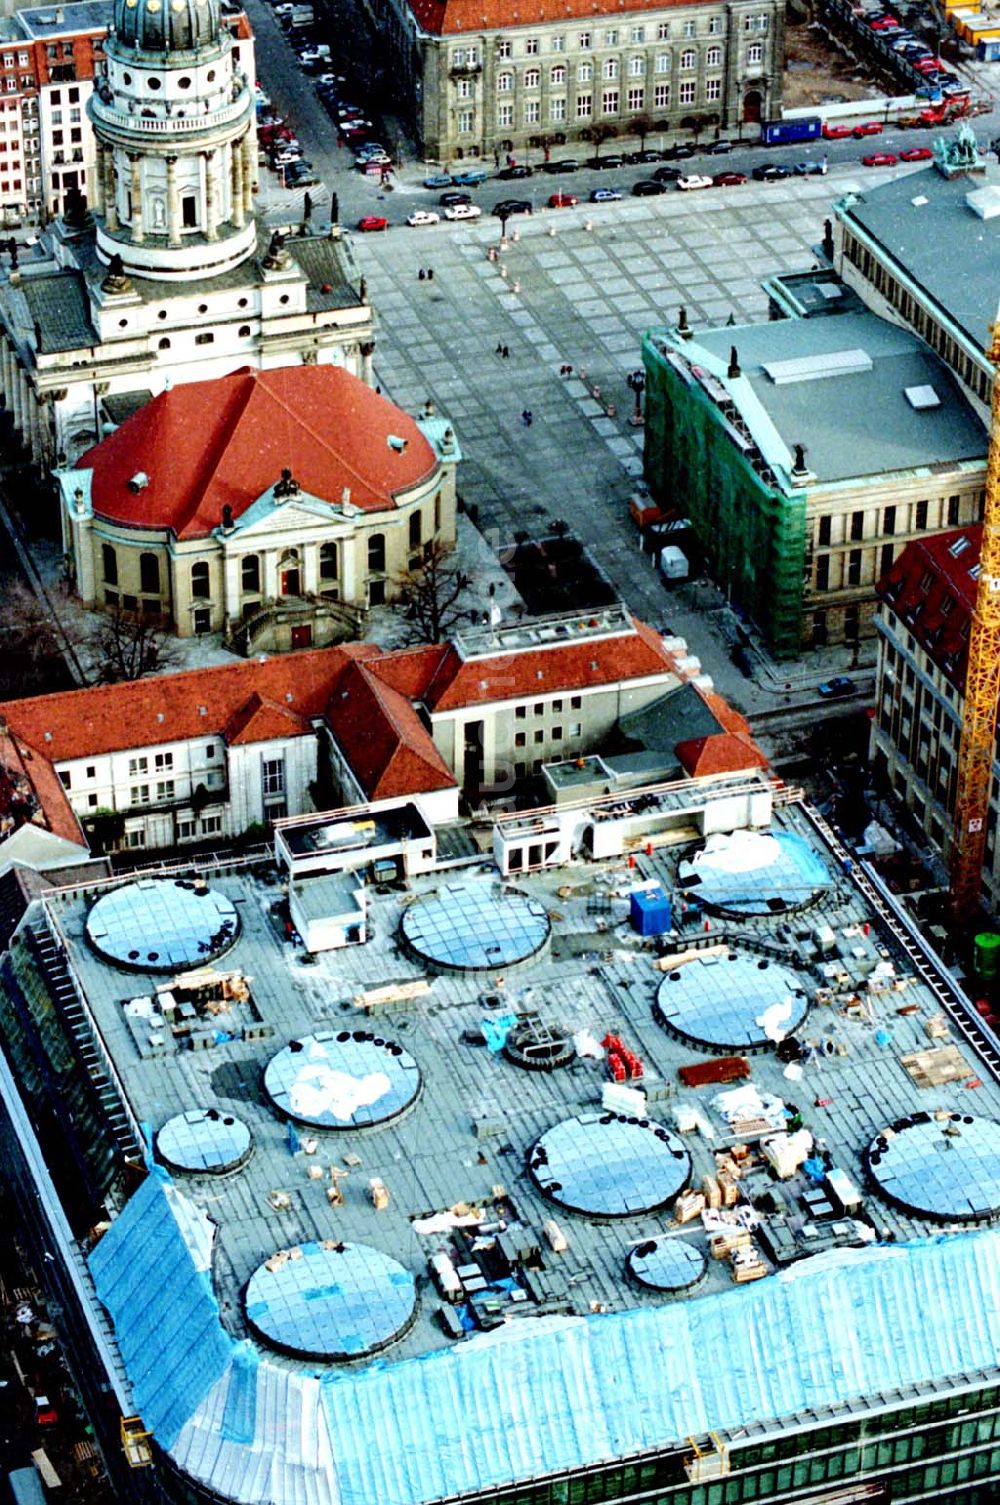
[128,472,149,493]
[387,435,407,453]
[761,348,873,385]
[905,384,941,411]
[966,185,1000,221]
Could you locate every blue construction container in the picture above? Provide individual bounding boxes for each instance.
[630,885,673,936]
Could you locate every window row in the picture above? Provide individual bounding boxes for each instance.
[491,15,731,56]
[495,79,717,124]
[497,47,725,88]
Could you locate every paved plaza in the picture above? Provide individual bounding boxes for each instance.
[354,172,886,710]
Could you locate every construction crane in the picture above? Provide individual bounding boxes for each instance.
[950,313,1000,920]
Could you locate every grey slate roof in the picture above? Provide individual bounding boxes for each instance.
[16,270,96,352]
[840,163,1000,354]
[693,311,987,485]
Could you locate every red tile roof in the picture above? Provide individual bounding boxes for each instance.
[326,661,456,800]
[409,0,692,35]
[676,732,769,779]
[876,525,981,687]
[79,367,438,541]
[0,731,83,848]
[421,617,676,712]
[0,648,365,765]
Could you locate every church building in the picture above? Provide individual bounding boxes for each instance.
[0,0,373,468]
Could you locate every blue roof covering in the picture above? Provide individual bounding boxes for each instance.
[88,1167,233,1451]
[90,1173,1000,1505]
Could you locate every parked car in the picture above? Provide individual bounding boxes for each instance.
[625,148,664,163]
[439,190,472,206]
[822,122,853,139]
[357,215,388,231]
[548,191,578,207]
[355,151,391,169]
[899,146,933,161]
[751,163,792,180]
[653,164,683,182]
[713,170,748,186]
[589,186,623,201]
[677,174,713,190]
[444,202,482,219]
[662,143,695,160]
[817,675,857,699]
[852,121,884,137]
[632,178,666,195]
[793,158,828,174]
[492,198,532,216]
[495,164,533,179]
[406,208,441,226]
[424,173,453,188]
[545,158,581,173]
[708,139,734,154]
[587,154,624,169]
[862,152,898,166]
[284,165,318,185]
[452,168,488,185]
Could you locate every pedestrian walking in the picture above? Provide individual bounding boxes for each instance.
[427,267,434,281]
[496,342,504,356]
[502,345,510,359]
[418,268,426,281]
[493,147,500,168]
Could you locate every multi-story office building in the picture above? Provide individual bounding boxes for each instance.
[360,0,784,164]
[641,299,986,656]
[871,523,1000,904]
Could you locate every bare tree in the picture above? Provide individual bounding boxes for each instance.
[581,122,618,161]
[393,540,473,645]
[631,114,657,151]
[91,605,180,683]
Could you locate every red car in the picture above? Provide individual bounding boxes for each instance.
[357,215,388,232]
[852,121,883,137]
[713,170,748,186]
[862,152,898,166]
[899,146,933,161]
[822,122,852,139]
[548,192,578,207]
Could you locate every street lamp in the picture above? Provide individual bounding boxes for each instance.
[626,368,646,427]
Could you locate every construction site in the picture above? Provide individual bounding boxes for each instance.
[3,763,1000,1503]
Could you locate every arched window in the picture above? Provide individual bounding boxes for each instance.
[241,553,260,593]
[551,64,566,84]
[139,552,159,594]
[746,41,763,63]
[191,560,210,598]
[367,533,386,574]
[603,57,618,79]
[497,71,513,92]
[157,336,170,350]
[524,67,540,87]
[319,542,338,581]
[102,542,118,585]
[706,45,721,65]
[681,48,696,68]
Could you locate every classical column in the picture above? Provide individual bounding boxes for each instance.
[203,150,218,241]
[1,342,13,410]
[229,139,243,228]
[359,340,375,387]
[12,368,24,433]
[103,149,119,231]
[165,155,180,247]
[129,155,144,243]
[27,387,41,464]
[92,145,105,215]
[240,133,253,217]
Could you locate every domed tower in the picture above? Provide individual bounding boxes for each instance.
[88,0,256,281]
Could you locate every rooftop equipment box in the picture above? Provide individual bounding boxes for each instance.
[630,885,673,936]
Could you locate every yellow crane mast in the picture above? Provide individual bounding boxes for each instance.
[951,314,1000,920]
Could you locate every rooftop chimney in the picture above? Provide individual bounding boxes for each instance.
[727,346,741,380]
